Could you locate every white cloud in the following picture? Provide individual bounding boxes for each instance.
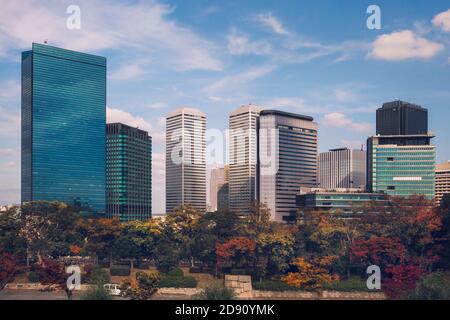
[0,81,20,98]
[147,103,167,110]
[0,148,20,157]
[0,106,20,137]
[322,112,372,133]
[433,9,450,32]
[207,65,277,91]
[369,30,443,61]
[0,0,221,71]
[227,29,272,56]
[110,64,144,81]
[334,88,358,102]
[255,13,290,35]
[106,107,151,132]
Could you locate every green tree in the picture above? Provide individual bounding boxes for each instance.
[256,232,294,278]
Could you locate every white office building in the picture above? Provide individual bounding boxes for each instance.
[166,107,206,213]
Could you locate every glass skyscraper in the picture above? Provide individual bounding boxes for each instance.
[106,123,152,221]
[367,100,435,200]
[21,43,106,213]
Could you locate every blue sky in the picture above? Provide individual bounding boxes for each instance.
[0,0,449,213]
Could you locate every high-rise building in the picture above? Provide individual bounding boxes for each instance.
[259,110,318,221]
[367,101,435,200]
[106,123,152,221]
[436,161,450,206]
[217,183,229,212]
[228,105,262,215]
[209,165,229,212]
[318,148,366,190]
[21,43,106,213]
[376,100,428,136]
[366,134,435,200]
[166,107,206,213]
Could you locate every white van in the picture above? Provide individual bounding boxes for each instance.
[103,283,123,296]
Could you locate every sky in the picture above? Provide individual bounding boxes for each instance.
[0,0,450,213]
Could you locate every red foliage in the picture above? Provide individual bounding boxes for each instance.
[383,263,427,299]
[0,251,17,283]
[69,245,82,255]
[36,259,67,289]
[215,237,256,269]
[350,236,406,268]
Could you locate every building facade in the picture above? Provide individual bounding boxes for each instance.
[436,161,450,206]
[376,100,428,136]
[259,110,318,222]
[318,148,366,190]
[209,165,229,212]
[106,123,152,221]
[367,134,435,200]
[228,105,262,215]
[296,187,388,213]
[21,43,106,213]
[217,183,230,212]
[166,107,206,213]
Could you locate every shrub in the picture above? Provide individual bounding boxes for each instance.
[409,272,450,300]
[159,275,198,288]
[81,286,112,300]
[323,276,370,292]
[110,266,131,277]
[28,271,40,283]
[167,267,184,278]
[88,267,111,285]
[193,284,236,300]
[253,280,298,291]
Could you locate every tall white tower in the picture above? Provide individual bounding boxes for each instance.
[166,107,206,213]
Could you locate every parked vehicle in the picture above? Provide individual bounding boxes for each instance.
[103,283,124,296]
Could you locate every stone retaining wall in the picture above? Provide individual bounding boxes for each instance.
[224,275,252,298]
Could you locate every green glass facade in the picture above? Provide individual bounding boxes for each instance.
[296,190,388,212]
[21,43,106,213]
[106,123,152,221]
[367,136,435,199]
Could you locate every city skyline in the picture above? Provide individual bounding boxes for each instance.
[1,1,450,214]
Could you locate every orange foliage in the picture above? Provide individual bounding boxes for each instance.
[283,256,339,290]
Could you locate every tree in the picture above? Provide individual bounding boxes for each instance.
[36,258,73,299]
[256,232,294,278]
[0,251,17,286]
[283,256,339,290]
[383,263,427,299]
[163,205,203,267]
[215,237,256,272]
[121,272,160,300]
[82,218,121,266]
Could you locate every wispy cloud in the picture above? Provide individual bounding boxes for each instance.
[0,0,222,71]
[227,29,272,56]
[207,65,277,91]
[255,12,290,35]
[110,64,145,81]
[322,112,372,133]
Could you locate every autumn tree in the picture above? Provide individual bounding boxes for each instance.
[283,256,339,290]
[0,250,18,286]
[215,237,256,272]
[121,272,160,300]
[82,218,122,267]
[256,232,294,278]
